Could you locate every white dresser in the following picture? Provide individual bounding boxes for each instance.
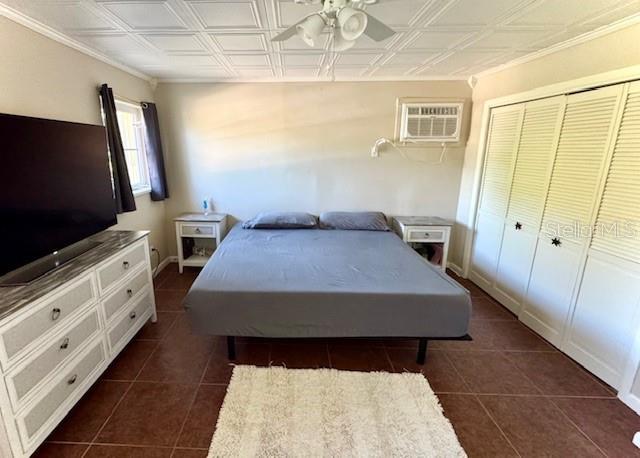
[0,231,156,457]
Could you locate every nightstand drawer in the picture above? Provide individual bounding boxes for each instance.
[180,224,215,237]
[407,229,446,242]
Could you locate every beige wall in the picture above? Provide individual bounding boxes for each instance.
[451,23,640,269]
[0,16,169,266]
[155,81,472,255]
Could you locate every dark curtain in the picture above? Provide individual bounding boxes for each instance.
[99,84,136,213]
[141,102,169,201]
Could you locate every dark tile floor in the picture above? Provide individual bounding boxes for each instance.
[35,264,640,457]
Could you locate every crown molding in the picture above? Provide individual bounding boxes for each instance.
[473,12,640,79]
[0,3,153,83]
[156,75,469,83]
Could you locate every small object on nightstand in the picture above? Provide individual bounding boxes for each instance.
[174,213,228,274]
[391,216,452,272]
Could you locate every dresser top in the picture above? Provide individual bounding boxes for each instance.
[174,213,227,223]
[392,216,453,227]
[0,230,149,320]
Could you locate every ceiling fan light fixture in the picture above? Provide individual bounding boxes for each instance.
[337,7,368,40]
[332,26,356,52]
[296,13,326,47]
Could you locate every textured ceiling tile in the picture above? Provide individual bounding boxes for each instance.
[405,31,475,50]
[432,0,525,26]
[188,1,261,29]
[383,52,439,66]
[141,33,207,52]
[101,1,187,30]
[284,67,320,77]
[227,54,271,66]
[276,0,319,27]
[213,33,267,51]
[364,0,427,26]
[466,29,554,50]
[508,0,622,27]
[282,53,323,66]
[336,53,382,65]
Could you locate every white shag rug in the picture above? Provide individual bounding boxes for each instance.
[208,365,466,457]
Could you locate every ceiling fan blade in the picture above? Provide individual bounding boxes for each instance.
[271,22,302,42]
[363,12,396,41]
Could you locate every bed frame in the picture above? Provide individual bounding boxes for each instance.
[225,334,472,365]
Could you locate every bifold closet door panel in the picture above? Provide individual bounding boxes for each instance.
[521,237,583,347]
[494,97,565,313]
[539,86,624,241]
[471,105,524,289]
[565,82,640,389]
[521,85,624,347]
[566,254,640,388]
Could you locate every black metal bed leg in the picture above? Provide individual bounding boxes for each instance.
[417,338,428,365]
[227,336,236,360]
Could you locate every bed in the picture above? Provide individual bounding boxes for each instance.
[183,224,471,363]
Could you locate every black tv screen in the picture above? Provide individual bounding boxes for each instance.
[0,113,117,277]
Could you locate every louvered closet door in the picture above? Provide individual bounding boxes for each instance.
[493,97,565,315]
[565,82,640,388]
[470,104,524,290]
[521,85,624,347]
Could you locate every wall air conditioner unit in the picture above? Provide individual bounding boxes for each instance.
[398,101,464,143]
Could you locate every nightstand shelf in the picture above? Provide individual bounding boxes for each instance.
[174,213,227,273]
[392,216,452,272]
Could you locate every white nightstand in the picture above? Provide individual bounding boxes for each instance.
[174,213,228,273]
[391,216,452,272]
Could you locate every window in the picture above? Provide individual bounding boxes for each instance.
[396,99,464,144]
[115,100,150,194]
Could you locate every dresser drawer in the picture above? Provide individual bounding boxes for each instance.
[102,268,150,322]
[180,224,215,237]
[97,241,147,293]
[0,276,95,366]
[407,228,447,243]
[17,339,106,449]
[5,309,101,410]
[108,292,153,355]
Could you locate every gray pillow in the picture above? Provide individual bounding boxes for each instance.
[319,211,390,231]
[242,212,318,229]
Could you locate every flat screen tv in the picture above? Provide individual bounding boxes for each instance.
[0,113,117,279]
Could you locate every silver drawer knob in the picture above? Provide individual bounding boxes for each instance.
[51,308,61,321]
[60,337,70,350]
[130,311,137,320]
[195,228,201,233]
[127,288,133,298]
[123,261,130,270]
[67,374,77,385]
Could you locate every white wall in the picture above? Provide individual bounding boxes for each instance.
[451,22,640,270]
[0,16,169,265]
[155,81,472,255]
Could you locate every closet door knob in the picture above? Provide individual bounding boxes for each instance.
[515,222,522,230]
[551,237,561,247]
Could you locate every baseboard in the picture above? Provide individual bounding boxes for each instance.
[446,262,464,277]
[154,256,177,277]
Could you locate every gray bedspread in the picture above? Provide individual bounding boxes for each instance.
[184,224,471,338]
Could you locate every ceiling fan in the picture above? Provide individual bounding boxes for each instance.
[272,0,396,51]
